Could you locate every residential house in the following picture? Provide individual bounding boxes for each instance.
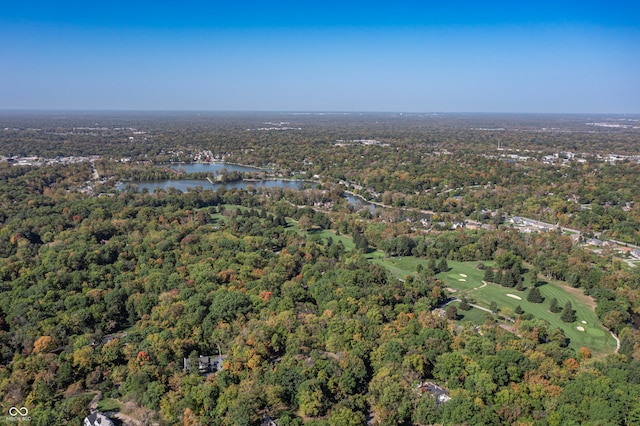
[84,412,115,426]
[262,413,278,426]
[183,355,226,374]
[417,381,451,405]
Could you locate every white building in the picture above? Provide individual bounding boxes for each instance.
[84,412,115,426]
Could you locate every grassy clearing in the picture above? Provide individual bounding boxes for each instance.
[371,256,426,278]
[359,256,616,355]
[439,261,616,355]
[307,229,356,251]
[97,397,121,412]
[207,204,253,225]
[453,304,491,324]
[306,228,389,261]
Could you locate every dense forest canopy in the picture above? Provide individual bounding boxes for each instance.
[1,112,640,425]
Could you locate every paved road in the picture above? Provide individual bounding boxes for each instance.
[514,215,640,249]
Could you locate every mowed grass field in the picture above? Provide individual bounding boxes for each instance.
[450,302,491,324]
[307,228,357,252]
[373,257,616,355]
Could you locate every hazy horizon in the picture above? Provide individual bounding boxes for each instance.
[2,110,640,116]
[2,1,639,113]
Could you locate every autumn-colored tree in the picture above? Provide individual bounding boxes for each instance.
[577,347,591,361]
[137,350,151,365]
[33,335,56,354]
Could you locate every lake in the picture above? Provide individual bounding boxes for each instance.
[118,179,378,212]
[162,162,264,174]
[118,179,313,193]
[119,162,378,212]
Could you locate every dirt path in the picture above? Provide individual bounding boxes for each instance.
[468,303,492,313]
[610,331,620,353]
[114,401,160,426]
[111,412,143,426]
[87,392,157,426]
[88,390,101,412]
[473,281,488,290]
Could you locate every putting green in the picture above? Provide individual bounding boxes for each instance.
[586,328,606,337]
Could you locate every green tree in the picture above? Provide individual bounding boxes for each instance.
[548,327,569,347]
[501,269,515,288]
[297,379,326,417]
[438,258,449,273]
[353,232,369,252]
[483,268,494,283]
[434,352,467,388]
[143,381,166,410]
[446,305,459,320]
[459,297,471,311]
[427,258,437,274]
[368,372,413,425]
[549,297,561,313]
[561,301,576,323]
[413,395,439,425]
[495,251,522,270]
[526,287,544,303]
[298,214,313,231]
[328,407,366,426]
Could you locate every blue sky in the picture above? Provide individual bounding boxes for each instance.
[1,1,639,113]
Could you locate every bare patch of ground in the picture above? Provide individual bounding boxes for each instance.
[555,282,597,311]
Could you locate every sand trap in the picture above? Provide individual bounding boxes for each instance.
[458,278,466,281]
[506,294,522,300]
[459,274,468,277]
[576,326,585,331]
[445,287,457,293]
[581,320,587,324]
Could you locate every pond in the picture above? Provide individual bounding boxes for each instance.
[344,193,377,214]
